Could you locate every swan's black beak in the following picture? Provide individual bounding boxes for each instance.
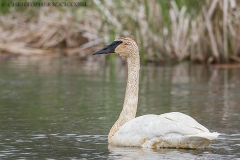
[93,41,123,55]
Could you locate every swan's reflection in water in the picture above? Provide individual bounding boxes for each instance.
[108,144,222,160]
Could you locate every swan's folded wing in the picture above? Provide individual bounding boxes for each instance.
[159,112,209,132]
[112,112,216,147]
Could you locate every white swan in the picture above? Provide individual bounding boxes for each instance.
[93,36,219,149]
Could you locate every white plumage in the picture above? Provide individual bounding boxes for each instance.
[112,112,219,148]
[93,36,219,149]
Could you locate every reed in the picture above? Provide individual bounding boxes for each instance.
[93,0,240,64]
[0,0,239,64]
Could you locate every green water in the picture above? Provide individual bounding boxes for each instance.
[0,58,239,159]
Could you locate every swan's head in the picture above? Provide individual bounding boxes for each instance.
[93,36,139,58]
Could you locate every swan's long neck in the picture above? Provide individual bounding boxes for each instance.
[108,54,140,142]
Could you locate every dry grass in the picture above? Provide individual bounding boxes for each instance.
[0,6,97,58]
[0,0,240,64]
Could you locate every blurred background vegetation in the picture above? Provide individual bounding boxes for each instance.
[0,0,239,64]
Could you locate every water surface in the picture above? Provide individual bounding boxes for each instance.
[0,57,239,159]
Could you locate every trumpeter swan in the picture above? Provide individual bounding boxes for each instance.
[93,37,219,149]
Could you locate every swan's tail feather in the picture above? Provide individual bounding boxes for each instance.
[190,132,219,140]
[183,132,220,149]
[142,132,219,149]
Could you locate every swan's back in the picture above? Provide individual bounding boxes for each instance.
[111,112,219,149]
